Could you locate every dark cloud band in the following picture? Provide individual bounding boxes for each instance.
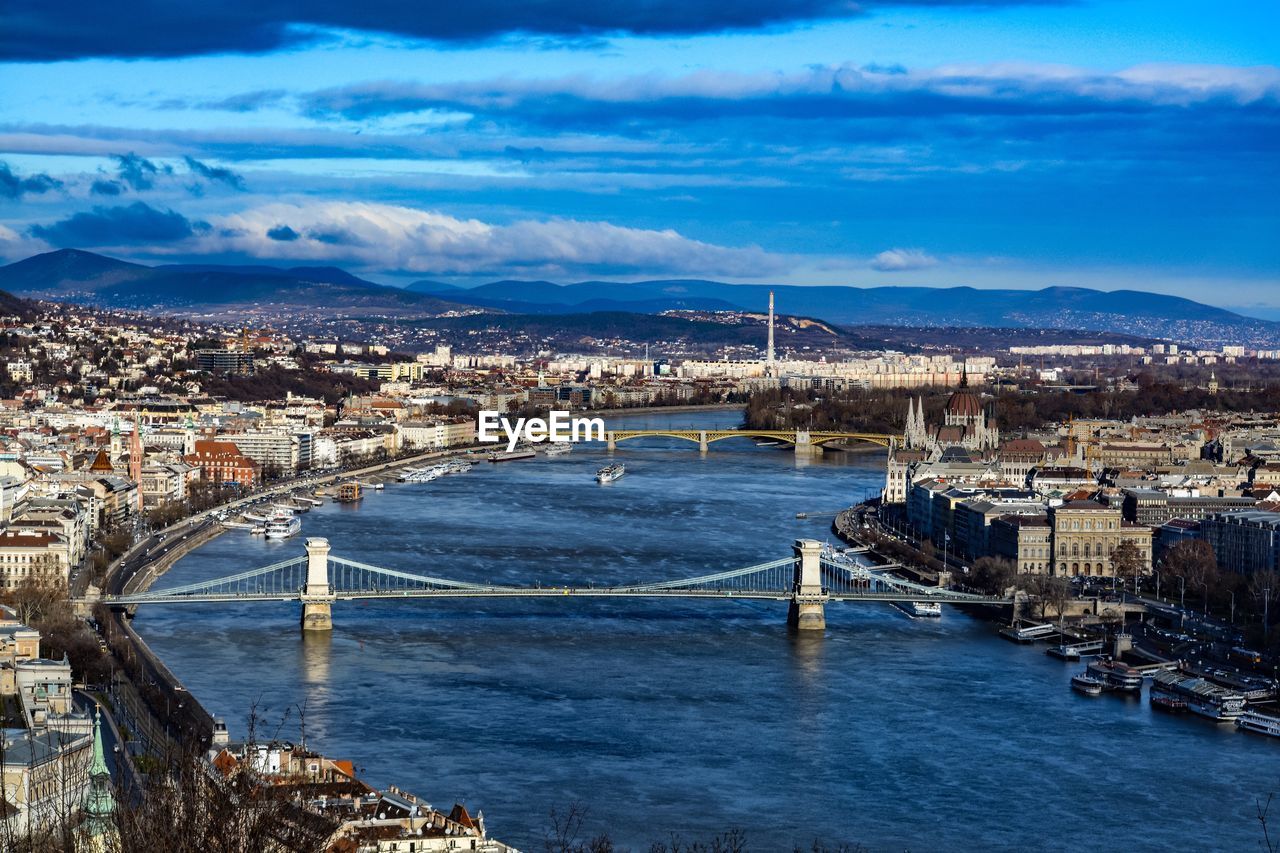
[0,162,62,199]
[29,201,209,246]
[0,1,1065,61]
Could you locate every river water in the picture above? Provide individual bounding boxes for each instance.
[137,411,1273,851]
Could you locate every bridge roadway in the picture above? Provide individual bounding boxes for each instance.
[605,428,898,454]
[104,587,996,605]
[95,538,1010,631]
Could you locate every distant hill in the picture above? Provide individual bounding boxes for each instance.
[0,250,469,319]
[412,279,1270,344]
[412,309,897,352]
[0,287,32,319]
[3,250,1274,345]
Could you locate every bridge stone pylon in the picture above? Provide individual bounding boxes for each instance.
[301,537,335,631]
[788,538,827,631]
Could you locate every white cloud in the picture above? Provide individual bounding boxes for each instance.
[193,201,787,277]
[870,248,938,272]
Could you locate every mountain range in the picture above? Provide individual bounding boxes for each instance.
[0,249,1273,345]
[0,249,464,318]
[407,278,1266,342]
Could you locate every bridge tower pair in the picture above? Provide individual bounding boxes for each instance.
[301,537,335,631]
[788,539,827,631]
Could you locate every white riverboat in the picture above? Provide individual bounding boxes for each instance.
[596,463,626,484]
[902,601,942,618]
[1071,673,1105,696]
[1236,710,1280,738]
[263,510,301,540]
[544,443,572,456]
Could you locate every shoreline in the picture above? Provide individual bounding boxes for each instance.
[592,402,745,419]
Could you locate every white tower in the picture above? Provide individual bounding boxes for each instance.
[766,291,776,378]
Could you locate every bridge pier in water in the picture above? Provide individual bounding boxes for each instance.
[788,539,827,631]
[793,429,820,457]
[698,431,708,453]
[301,537,335,632]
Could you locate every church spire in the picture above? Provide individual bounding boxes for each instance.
[82,707,119,851]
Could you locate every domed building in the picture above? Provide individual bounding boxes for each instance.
[902,368,999,457]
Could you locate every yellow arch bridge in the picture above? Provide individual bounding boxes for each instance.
[605,428,899,455]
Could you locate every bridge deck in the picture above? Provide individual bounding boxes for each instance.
[108,587,1008,606]
[606,429,899,448]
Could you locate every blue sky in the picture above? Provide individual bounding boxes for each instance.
[0,1,1277,313]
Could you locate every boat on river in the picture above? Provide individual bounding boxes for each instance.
[596,463,626,484]
[1087,658,1143,693]
[1152,670,1245,721]
[1236,710,1280,738]
[1150,688,1188,714]
[489,449,537,462]
[1071,673,1105,696]
[263,510,301,540]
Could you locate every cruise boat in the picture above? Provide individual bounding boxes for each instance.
[596,463,626,484]
[263,510,301,540]
[901,601,942,618]
[1086,658,1143,693]
[1152,670,1246,721]
[1236,710,1280,739]
[543,443,572,456]
[488,449,537,462]
[1071,673,1105,696]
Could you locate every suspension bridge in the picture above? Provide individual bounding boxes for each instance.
[97,538,1010,631]
[605,428,899,455]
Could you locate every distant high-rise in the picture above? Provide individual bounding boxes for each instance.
[766,291,776,377]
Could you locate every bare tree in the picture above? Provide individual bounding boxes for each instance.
[970,556,1016,596]
[1109,540,1145,593]
[544,803,614,853]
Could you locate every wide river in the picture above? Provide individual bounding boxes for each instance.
[138,411,1271,851]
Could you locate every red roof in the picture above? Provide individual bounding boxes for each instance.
[946,390,983,418]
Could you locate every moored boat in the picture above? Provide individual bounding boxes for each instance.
[1236,710,1280,738]
[263,510,301,540]
[489,449,537,462]
[1152,670,1245,721]
[1150,688,1188,713]
[1087,658,1143,693]
[1071,673,1105,696]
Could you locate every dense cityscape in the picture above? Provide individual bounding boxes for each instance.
[0,278,1275,848]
